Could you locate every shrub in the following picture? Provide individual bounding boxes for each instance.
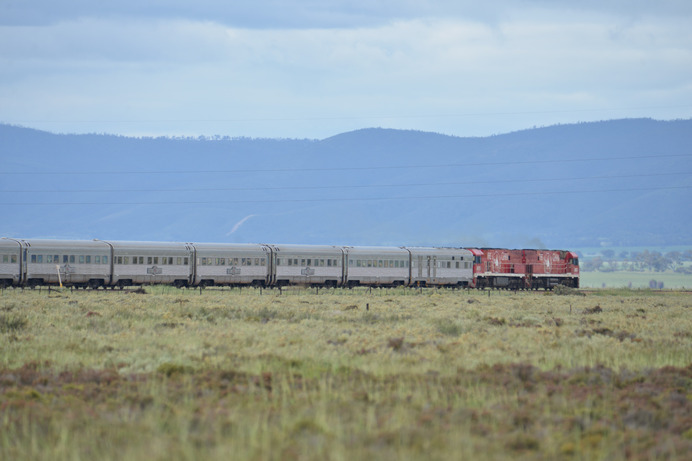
[0,314,27,333]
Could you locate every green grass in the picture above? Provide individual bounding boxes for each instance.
[1,287,691,460]
[580,270,692,289]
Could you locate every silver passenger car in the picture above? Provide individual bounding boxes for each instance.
[408,247,474,287]
[344,246,411,287]
[20,239,112,288]
[270,244,344,286]
[0,238,23,287]
[192,243,272,287]
[109,241,194,287]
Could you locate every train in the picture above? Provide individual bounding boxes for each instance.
[0,238,579,290]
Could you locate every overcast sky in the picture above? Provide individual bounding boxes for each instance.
[1,1,691,139]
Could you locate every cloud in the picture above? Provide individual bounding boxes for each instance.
[0,4,690,139]
[3,1,691,28]
[226,214,256,235]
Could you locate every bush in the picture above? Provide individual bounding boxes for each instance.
[0,314,27,333]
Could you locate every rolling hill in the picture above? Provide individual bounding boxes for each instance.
[1,118,690,249]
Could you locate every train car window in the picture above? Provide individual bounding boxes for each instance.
[11,255,17,264]
[287,258,292,266]
[1,255,6,263]
[103,256,108,265]
[69,255,75,263]
[327,259,332,267]
[77,255,83,264]
[86,256,91,264]
[46,255,53,263]
[153,257,159,264]
[95,256,101,264]
[147,257,152,265]
[30,255,36,263]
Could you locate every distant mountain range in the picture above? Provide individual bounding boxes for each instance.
[2,118,691,249]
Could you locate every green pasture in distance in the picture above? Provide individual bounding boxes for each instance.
[575,245,692,257]
[580,270,692,289]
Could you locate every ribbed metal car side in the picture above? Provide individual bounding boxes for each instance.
[270,244,344,286]
[19,239,112,288]
[108,241,194,288]
[406,247,474,287]
[191,243,272,287]
[343,246,411,287]
[0,238,23,287]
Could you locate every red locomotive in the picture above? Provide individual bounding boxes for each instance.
[470,248,579,290]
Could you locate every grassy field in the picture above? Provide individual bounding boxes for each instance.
[1,287,691,460]
[581,271,692,289]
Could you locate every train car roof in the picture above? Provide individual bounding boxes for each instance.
[191,242,268,252]
[0,238,23,248]
[405,247,473,256]
[17,239,112,250]
[268,244,344,254]
[343,246,410,255]
[104,240,192,251]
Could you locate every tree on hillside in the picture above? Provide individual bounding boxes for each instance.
[665,251,682,270]
[583,256,603,272]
